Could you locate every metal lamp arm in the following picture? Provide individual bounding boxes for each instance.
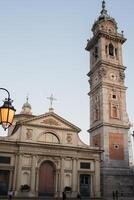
[0,88,10,100]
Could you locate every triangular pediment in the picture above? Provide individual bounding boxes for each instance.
[19,111,81,132]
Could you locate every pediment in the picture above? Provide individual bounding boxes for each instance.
[20,112,81,132]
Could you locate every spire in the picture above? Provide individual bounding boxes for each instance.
[100,0,108,16]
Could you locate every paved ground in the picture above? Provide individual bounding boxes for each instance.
[0,198,103,200]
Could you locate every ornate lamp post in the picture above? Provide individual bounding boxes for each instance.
[0,88,16,130]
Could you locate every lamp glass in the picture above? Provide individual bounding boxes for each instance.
[0,107,15,130]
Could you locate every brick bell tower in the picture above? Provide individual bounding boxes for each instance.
[86,1,134,199]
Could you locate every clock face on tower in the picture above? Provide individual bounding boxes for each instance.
[109,72,117,81]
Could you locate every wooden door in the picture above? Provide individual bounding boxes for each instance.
[39,161,54,196]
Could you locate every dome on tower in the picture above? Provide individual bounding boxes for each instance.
[92,1,118,34]
[20,97,32,115]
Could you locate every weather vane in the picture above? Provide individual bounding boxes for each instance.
[47,94,57,109]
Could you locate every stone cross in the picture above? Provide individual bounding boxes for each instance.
[47,94,57,109]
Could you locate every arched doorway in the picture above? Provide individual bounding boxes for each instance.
[38,161,55,196]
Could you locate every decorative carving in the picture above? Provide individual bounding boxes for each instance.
[26,129,33,140]
[66,134,72,144]
[54,159,59,167]
[98,67,107,78]
[42,118,59,126]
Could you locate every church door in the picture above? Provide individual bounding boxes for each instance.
[80,174,91,197]
[39,161,55,196]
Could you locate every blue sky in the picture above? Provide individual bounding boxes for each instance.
[0,0,134,144]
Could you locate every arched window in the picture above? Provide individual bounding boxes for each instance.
[109,43,114,56]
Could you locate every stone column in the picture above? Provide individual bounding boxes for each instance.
[13,154,19,192]
[16,154,23,191]
[60,157,64,196]
[57,171,60,193]
[35,167,39,195]
[90,174,95,198]
[94,159,101,197]
[72,158,77,194]
[30,155,36,193]
[55,169,60,197]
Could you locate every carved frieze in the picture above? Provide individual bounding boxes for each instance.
[42,118,60,126]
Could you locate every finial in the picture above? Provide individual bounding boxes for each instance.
[47,94,57,111]
[102,0,106,10]
[100,0,108,16]
[121,30,124,36]
[26,93,29,102]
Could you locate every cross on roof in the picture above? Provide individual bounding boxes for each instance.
[47,94,57,109]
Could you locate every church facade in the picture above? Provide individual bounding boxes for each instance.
[0,101,101,198]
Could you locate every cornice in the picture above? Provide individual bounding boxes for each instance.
[87,60,126,77]
[86,30,126,51]
[88,82,127,96]
[0,140,102,155]
[88,122,130,132]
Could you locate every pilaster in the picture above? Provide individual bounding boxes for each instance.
[94,159,101,197]
[72,158,77,193]
[16,154,23,191]
[30,155,36,193]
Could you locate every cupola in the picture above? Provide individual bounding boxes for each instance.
[92,1,118,35]
[20,97,32,115]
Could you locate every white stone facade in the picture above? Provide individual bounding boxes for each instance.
[0,110,101,198]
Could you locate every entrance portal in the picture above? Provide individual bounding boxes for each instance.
[39,161,55,196]
[0,170,10,195]
[80,174,91,197]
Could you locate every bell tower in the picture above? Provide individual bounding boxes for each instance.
[86,1,134,198]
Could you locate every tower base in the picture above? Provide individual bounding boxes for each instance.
[101,167,134,200]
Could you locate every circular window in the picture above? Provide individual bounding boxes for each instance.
[113,144,120,149]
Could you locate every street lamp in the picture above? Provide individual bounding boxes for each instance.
[0,88,16,130]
